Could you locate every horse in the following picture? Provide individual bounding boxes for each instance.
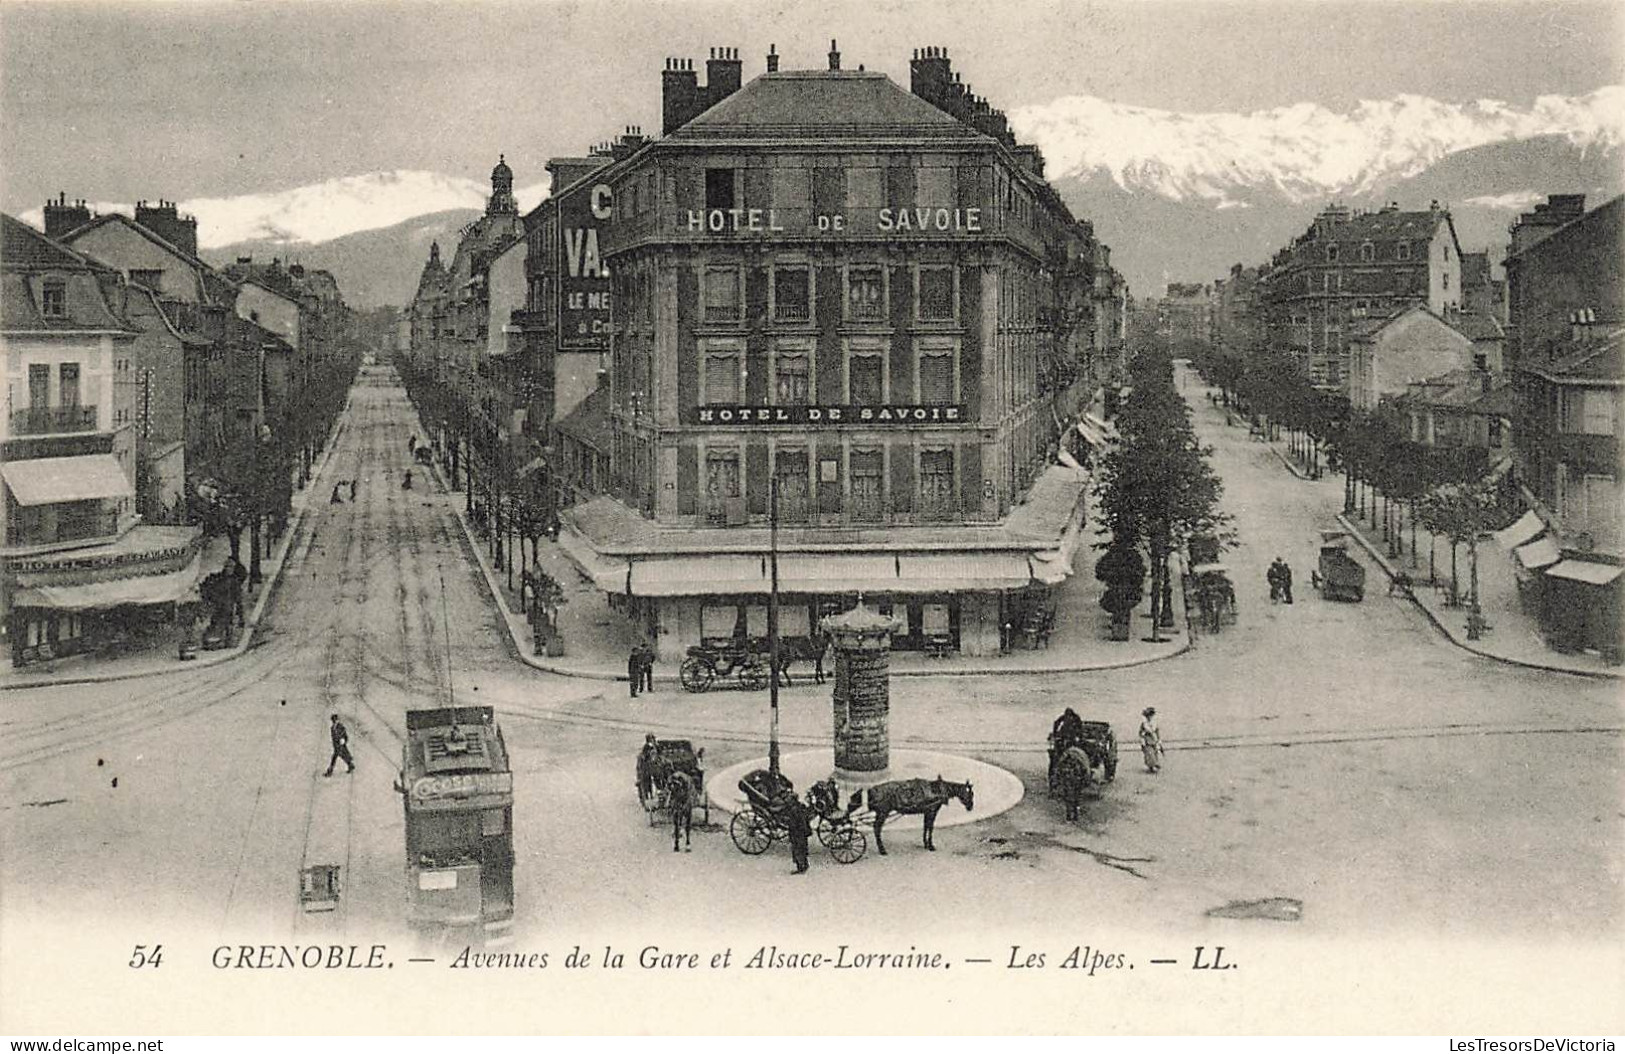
[771,636,829,687]
[865,776,974,855]
[1053,745,1106,822]
[666,770,695,853]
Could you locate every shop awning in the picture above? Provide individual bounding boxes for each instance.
[2,454,133,506]
[1513,536,1562,570]
[630,555,766,596]
[12,550,203,610]
[1494,510,1546,550]
[1545,560,1625,586]
[776,555,900,594]
[895,552,1035,591]
[556,525,631,593]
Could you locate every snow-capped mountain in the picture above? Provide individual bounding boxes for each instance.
[20,170,550,249]
[1011,87,1624,208]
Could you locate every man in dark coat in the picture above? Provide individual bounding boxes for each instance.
[628,645,643,698]
[1279,560,1294,604]
[325,714,355,776]
[785,796,813,875]
[1267,559,1283,602]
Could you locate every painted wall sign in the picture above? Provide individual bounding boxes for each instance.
[410,771,514,802]
[684,404,965,425]
[684,206,982,236]
[560,183,613,349]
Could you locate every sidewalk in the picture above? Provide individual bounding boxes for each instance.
[3,400,354,690]
[420,433,1191,685]
[1334,506,1622,680]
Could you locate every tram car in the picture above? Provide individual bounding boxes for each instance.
[398,706,514,942]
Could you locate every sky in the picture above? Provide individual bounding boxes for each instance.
[1,0,1621,215]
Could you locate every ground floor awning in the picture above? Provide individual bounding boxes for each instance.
[893,553,1035,591]
[630,555,766,596]
[1545,560,1625,586]
[11,549,203,610]
[556,525,630,593]
[1494,510,1546,550]
[612,549,1044,597]
[776,555,899,594]
[2,454,134,506]
[1513,536,1562,571]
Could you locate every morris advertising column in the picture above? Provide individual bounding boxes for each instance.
[821,602,903,775]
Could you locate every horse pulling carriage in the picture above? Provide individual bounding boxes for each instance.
[679,635,828,693]
[1048,719,1118,822]
[637,737,710,851]
[729,770,867,864]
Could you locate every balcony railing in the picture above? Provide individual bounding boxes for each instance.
[10,405,98,436]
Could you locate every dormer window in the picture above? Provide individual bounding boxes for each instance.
[1396,242,1411,261]
[41,278,66,318]
[1325,244,1339,262]
[1359,243,1375,263]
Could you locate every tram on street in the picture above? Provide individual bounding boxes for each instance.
[399,705,515,942]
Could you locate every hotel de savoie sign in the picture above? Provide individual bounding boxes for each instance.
[684,404,965,425]
[686,206,983,235]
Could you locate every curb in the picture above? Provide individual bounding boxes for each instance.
[1334,511,1620,681]
[3,395,355,692]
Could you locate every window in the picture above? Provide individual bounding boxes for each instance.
[1396,242,1411,261]
[773,347,810,405]
[1564,389,1617,435]
[846,266,885,320]
[916,166,956,209]
[29,363,49,406]
[1325,244,1339,262]
[919,448,956,522]
[774,448,810,524]
[919,350,954,404]
[846,168,884,225]
[1581,475,1620,544]
[773,266,810,323]
[918,266,955,321]
[704,268,740,324]
[41,279,66,318]
[1359,243,1375,263]
[59,363,80,407]
[704,449,741,525]
[851,449,884,522]
[703,345,741,404]
[705,168,735,211]
[848,352,884,404]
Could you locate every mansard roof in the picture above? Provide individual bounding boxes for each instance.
[670,70,980,141]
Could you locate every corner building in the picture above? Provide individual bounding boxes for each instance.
[560,45,1115,657]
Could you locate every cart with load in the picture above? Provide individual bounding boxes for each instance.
[636,738,710,826]
[1312,530,1366,602]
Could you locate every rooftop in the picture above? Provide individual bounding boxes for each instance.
[671,69,981,141]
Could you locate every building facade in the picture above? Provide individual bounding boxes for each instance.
[551,44,1124,657]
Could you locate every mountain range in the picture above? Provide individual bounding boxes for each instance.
[21,88,1622,306]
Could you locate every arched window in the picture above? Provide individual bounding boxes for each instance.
[1359,243,1375,263]
[1325,244,1339,262]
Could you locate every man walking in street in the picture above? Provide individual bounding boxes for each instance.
[637,641,656,694]
[1279,560,1294,604]
[1139,707,1164,774]
[325,714,355,776]
[785,795,813,875]
[628,645,644,698]
[1267,559,1282,602]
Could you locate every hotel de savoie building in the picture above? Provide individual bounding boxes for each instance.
[509,44,1127,658]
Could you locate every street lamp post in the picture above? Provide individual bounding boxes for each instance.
[768,475,781,777]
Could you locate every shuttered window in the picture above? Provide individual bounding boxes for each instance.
[774,449,810,524]
[774,350,810,405]
[849,354,883,404]
[919,449,955,522]
[851,449,884,523]
[704,350,741,404]
[919,352,954,404]
[704,268,740,324]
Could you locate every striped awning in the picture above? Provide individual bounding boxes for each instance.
[2,454,133,507]
[1494,510,1545,550]
[1513,536,1562,570]
[556,525,630,593]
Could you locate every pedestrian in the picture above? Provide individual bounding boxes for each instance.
[408,435,417,455]
[1266,559,1282,603]
[330,482,345,504]
[1279,560,1294,604]
[325,714,355,776]
[628,644,643,698]
[785,795,813,875]
[1139,707,1164,774]
[638,641,656,693]
[348,479,358,501]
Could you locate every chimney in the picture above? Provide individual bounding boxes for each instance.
[766,43,779,73]
[828,38,840,70]
[661,56,699,136]
[43,191,92,238]
[135,199,198,257]
[706,45,742,98]
[910,45,953,108]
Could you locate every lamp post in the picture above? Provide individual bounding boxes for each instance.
[768,475,782,777]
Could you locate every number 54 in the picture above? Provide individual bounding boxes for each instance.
[129,944,164,968]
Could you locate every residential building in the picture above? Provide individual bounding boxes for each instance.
[1346,305,1475,411]
[1160,282,1212,350]
[1392,368,1515,456]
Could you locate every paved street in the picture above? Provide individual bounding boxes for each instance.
[2,366,1619,967]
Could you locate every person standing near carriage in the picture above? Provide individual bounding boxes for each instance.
[785,796,813,875]
[1139,707,1164,774]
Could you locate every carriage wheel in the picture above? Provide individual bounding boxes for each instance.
[814,815,835,848]
[700,791,711,825]
[679,658,714,693]
[827,825,866,865]
[730,809,773,855]
[736,661,768,692]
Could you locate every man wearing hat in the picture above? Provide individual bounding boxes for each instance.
[325,713,355,776]
[1139,707,1164,774]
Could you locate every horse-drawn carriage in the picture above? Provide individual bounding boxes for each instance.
[637,737,710,850]
[679,635,828,693]
[728,770,867,864]
[1048,719,1118,821]
[1312,530,1366,602]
